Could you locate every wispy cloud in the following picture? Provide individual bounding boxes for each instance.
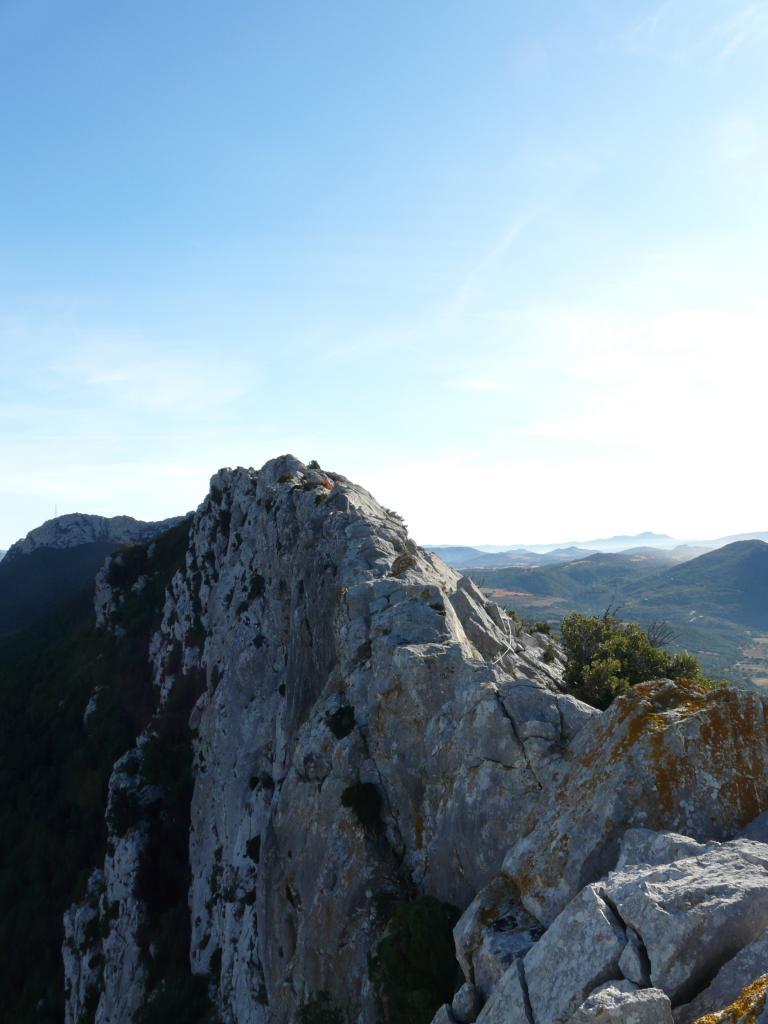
[716,2,768,60]
[622,0,768,63]
[446,212,541,317]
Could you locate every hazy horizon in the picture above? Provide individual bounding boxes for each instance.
[3,495,767,554]
[2,1,767,548]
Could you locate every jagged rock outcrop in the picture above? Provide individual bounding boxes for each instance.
[434,825,768,1024]
[4,511,180,562]
[504,679,768,925]
[63,456,586,1024]
[60,456,768,1024]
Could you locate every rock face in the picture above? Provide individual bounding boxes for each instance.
[63,456,583,1024]
[504,679,768,925]
[432,827,768,1024]
[60,455,768,1024]
[4,511,180,562]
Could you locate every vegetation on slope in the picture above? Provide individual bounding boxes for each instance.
[0,541,116,639]
[561,610,725,709]
[369,896,460,1024]
[473,541,768,688]
[0,519,190,1023]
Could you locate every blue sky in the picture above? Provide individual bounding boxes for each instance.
[2,0,767,548]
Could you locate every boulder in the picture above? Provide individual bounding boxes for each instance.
[504,680,768,925]
[617,827,712,870]
[474,961,531,1024]
[603,839,768,1004]
[453,874,543,998]
[524,884,626,1024]
[452,982,481,1023]
[567,981,673,1022]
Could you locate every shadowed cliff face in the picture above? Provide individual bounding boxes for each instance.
[64,455,579,1024]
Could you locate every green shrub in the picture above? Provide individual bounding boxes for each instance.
[0,517,191,1023]
[107,543,148,589]
[341,783,382,831]
[248,573,266,600]
[107,787,143,837]
[298,991,344,1024]
[369,896,460,1024]
[135,973,216,1024]
[560,611,726,709]
[523,619,551,635]
[326,706,355,740]
[580,656,630,709]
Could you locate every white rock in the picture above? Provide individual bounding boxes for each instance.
[618,928,650,987]
[567,981,673,1023]
[452,982,481,1023]
[65,456,573,1024]
[616,827,712,870]
[474,961,531,1024]
[524,884,626,1024]
[604,838,768,1003]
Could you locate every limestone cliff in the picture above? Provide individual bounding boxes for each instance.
[61,456,768,1024]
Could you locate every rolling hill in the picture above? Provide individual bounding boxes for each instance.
[427,544,598,569]
[472,541,768,688]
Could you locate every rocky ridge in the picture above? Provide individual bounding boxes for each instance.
[60,456,768,1024]
[4,512,182,562]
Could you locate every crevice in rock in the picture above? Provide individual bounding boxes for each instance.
[598,889,656,991]
[352,718,412,874]
[671,945,757,1011]
[625,927,653,988]
[494,691,544,791]
[554,699,568,748]
[597,888,628,938]
[516,958,535,1024]
[471,757,535,772]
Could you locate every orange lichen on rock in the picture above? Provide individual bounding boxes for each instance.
[691,972,768,1023]
[505,678,768,925]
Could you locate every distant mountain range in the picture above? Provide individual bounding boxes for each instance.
[468,539,768,689]
[429,529,768,568]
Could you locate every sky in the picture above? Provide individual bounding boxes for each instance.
[1,0,767,549]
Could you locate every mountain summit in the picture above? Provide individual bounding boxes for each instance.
[1,456,766,1024]
[4,511,181,563]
